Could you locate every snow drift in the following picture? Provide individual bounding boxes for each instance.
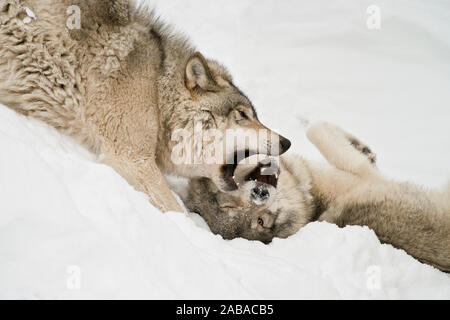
[0,0,449,299]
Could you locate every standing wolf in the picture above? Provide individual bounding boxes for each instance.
[0,0,290,211]
[186,123,450,272]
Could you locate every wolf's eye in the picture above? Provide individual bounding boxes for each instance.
[239,111,249,120]
[257,218,264,227]
[219,204,235,211]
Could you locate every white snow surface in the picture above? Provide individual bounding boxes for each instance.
[1,0,450,299]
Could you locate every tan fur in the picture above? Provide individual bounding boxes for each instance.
[186,123,450,272]
[0,0,290,211]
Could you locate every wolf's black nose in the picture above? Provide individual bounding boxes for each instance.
[279,137,291,154]
[251,184,270,205]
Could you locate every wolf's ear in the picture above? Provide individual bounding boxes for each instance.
[185,52,216,91]
[108,0,129,25]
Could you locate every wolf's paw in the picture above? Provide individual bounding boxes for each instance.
[349,138,376,164]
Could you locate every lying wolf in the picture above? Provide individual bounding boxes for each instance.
[0,0,290,212]
[186,123,450,272]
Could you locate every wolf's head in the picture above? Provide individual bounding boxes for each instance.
[167,52,291,191]
[185,155,314,243]
[91,1,290,191]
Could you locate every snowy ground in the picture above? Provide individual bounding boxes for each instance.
[1,0,450,299]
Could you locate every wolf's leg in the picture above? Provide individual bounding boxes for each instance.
[102,154,183,213]
[306,122,378,177]
[139,162,184,213]
[317,206,342,224]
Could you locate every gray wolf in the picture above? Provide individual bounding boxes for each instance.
[185,123,450,272]
[0,0,290,212]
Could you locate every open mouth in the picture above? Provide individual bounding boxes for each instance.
[245,158,280,188]
[221,149,257,190]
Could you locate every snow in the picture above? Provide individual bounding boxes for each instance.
[1,0,449,299]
